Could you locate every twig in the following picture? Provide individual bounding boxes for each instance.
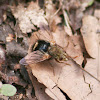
[60,0,73,36]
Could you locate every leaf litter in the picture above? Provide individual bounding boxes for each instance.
[0,0,100,100]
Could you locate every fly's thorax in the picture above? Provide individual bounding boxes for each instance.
[48,45,57,57]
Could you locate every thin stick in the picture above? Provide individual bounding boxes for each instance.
[58,59,100,82]
[78,65,100,82]
[50,7,61,19]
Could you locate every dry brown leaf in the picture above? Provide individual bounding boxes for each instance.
[29,59,97,100]
[81,15,100,58]
[29,61,67,100]
[94,9,100,30]
[31,76,53,100]
[94,9,100,19]
[10,2,48,33]
[45,86,66,100]
[64,0,94,31]
[65,35,84,65]
[80,15,100,100]
[30,58,100,100]
[10,1,61,34]
[81,15,100,80]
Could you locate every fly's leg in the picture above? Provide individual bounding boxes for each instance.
[48,61,55,76]
[63,41,69,51]
[55,59,71,66]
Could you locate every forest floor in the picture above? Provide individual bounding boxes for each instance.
[0,0,100,100]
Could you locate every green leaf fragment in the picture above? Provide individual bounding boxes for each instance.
[88,0,94,6]
[0,84,17,96]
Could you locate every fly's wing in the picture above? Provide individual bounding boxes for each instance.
[19,50,50,65]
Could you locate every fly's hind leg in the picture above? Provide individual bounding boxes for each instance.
[48,61,55,76]
[55,59,71,66]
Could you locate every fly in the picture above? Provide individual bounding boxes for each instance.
[19,40,69,65]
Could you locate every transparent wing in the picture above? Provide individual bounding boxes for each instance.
[19,50,50,65]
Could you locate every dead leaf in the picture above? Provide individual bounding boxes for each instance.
[94,9,100,19]
[81,15,100,58]
[66,35,84,65]
[29,61,66,100]
[10,1,61,34]
[31,76,53,100]
[10,2,48,33]
[29,58,96,100]
[64,0,94,31]
[80,15,100,99]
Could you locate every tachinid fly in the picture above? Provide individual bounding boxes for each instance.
[19,40,69,65]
